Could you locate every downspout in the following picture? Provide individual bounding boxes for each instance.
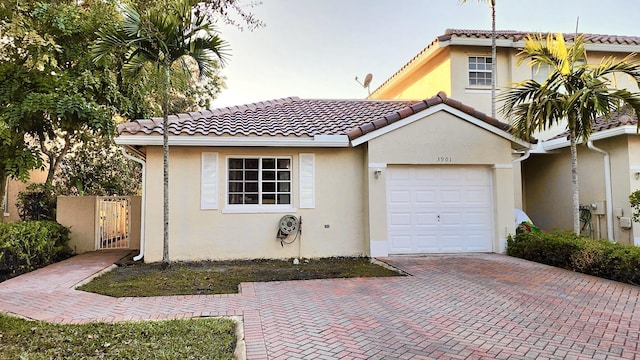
[587,140,614,241]
[512,148,531,164]
[121,147,146,261]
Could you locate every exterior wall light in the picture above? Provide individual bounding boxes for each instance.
[374,169,382,179]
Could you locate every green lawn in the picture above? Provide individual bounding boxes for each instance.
[78,257,404,297]
[0,314,236,359]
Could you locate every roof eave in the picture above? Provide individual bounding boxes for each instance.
[541,125,638,151]
[115,134,351,148]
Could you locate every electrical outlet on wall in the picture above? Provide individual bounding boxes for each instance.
[620,217,632,230]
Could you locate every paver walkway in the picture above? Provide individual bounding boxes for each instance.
[1,251,640,359]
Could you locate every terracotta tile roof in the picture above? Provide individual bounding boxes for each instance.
[117,92,515,142]
[438,29,640,45]
[551,110,638,140]
[372,28,640,97]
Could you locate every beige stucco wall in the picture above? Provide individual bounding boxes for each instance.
[3,169,47,222]
[142,146,366,262]
[365,110,516,255]
[57,196,141,254]
[523,136,637,244]
[57,196,97,254]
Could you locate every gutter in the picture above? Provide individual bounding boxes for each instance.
[121,147,146,261]
[587,140,614,241]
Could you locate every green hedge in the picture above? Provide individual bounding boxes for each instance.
[507,231,640,285]
[0,221,73,280]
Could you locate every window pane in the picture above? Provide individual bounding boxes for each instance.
[263,182,276,192]
[229,171,243,180]
[262,158,275,169]
[246,159,259,169]
[277,159,290,169]
[229,182,243,192]
[229,194,243,204]
[277,182,290,192]
[245,182,258,192]
[246,171,258,180]
[229,158,243,169]
[245,194,258,204]
[277,194,291,205]
[263,171,275,180]
[278,171,290,180]
[262,194,276,204]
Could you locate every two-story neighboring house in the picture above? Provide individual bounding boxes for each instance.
[370,29,640,245]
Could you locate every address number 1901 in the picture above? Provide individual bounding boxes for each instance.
[437,156,452,163]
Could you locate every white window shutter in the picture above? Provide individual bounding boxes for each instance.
[201,152,218,210]
[299,153,315,208]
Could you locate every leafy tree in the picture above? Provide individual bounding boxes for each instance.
[54,136,142,197]
[0,1,123,185]
[500,33,640,234]
[93,0,229,266]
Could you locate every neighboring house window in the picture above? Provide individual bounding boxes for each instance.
[468,56,492,87]
[532,63,553,84]
[228,157,291,205]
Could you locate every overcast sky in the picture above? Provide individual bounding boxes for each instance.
[211,0,640,107]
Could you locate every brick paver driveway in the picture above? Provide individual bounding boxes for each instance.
[1,251,639,359]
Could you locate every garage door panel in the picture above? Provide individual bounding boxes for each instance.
[389,235,412,253]
[389,190,411,206]
[387,166,493,254]
[415,235,440,253]
[415,212,437,226]
[389,213,411,226]
[415,190,437,205]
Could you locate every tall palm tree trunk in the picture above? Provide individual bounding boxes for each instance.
[162,67,170,266]
[569,130,580,234]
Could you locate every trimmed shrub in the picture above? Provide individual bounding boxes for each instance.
[16,183,57,221]
[507,230,582,269]
[0,221,72,280]
[507,230,640,286]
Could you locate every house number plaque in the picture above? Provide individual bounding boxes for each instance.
[437,156,452,163]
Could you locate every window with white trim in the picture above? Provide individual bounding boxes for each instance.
[228,157,292,205]
[468,56,493,87]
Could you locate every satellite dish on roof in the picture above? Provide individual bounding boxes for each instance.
[355,73,373,97]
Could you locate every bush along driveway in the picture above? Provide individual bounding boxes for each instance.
[1,250,640,359]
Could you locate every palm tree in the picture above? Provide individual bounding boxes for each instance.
[93,0,228,266]
[460,0,496,117]
[500,33,640,235]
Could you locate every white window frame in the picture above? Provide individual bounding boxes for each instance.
[223,155,296,214]
[468,55,493,87]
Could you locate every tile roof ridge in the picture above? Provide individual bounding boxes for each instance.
[347,92,515,141]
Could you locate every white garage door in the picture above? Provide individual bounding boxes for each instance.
[387,166,493,254]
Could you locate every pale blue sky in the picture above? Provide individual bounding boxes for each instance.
[212,0,640,107]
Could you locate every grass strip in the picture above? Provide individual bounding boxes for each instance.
[78,257,403,297]
[0,314,236,359]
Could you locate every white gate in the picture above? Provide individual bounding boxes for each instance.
[96,197,131,250]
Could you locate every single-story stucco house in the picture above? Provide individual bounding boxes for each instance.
[116,92,530,262]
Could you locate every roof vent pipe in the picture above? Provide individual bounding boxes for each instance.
[121,147,146,261]
[587,140,614,241]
